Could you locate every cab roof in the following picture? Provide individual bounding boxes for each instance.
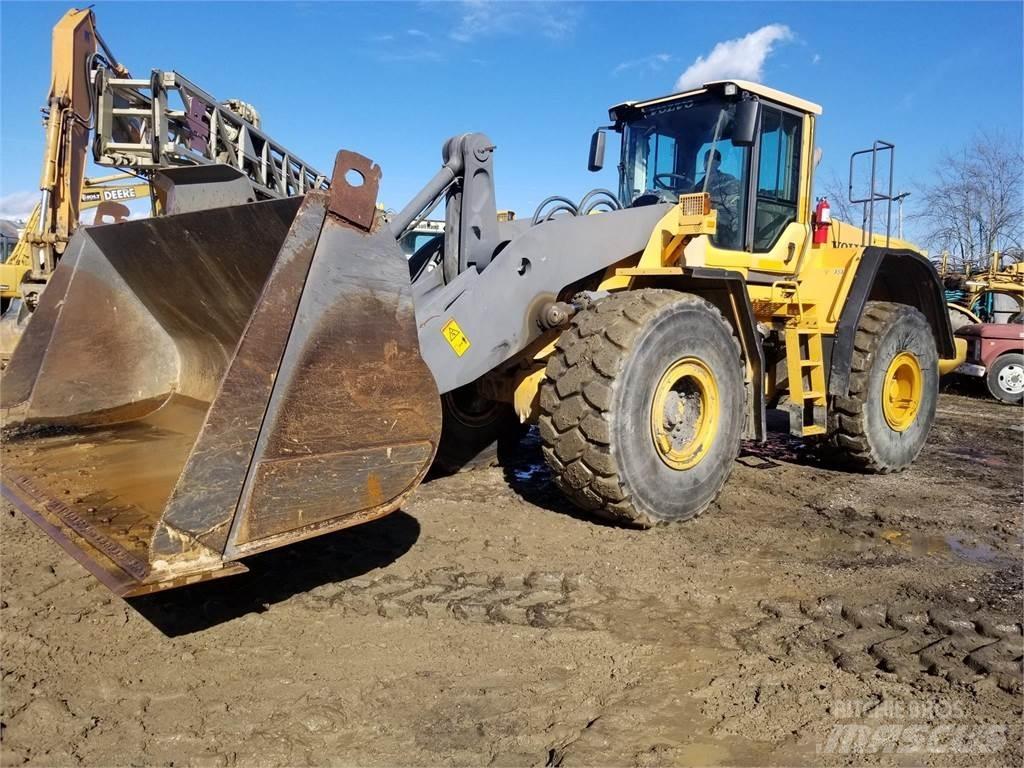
[609,80,823,120]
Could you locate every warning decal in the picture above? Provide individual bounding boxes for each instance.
[441,318,471,357]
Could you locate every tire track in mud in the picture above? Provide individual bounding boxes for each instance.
[297,568,675,634]
[739,597,1023,696]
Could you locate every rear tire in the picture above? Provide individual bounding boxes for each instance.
[833,301,938,472]
[986,353,1024,404]
[433,384,523,473]
[538,289,744,527]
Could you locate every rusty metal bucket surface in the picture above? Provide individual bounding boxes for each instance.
[1,152,442,596]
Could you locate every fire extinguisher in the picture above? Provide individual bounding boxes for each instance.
[813,197,831,245]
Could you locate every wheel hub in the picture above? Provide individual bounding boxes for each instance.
[998,364,1024,395]
[882,351,923,432]
[650,358,719,470]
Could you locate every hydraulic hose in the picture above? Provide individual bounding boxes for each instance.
[530,195,579,225]
[577,188,621,215]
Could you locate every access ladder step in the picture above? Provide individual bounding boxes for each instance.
[784,327,829,437]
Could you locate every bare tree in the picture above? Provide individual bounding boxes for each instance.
[912,131,1024,272]
[817,167,858,223]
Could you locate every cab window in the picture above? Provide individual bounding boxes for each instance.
[753,107,802,251]
[695,141,745,181]
[651,133,678,178]
[619,98,750,251]
[694,140,748,250]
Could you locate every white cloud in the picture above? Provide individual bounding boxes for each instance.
[614,53,673,76]
[812,53,821,65]
[406,28,427,38]
[0,191,37,223]
[449,0,580,43]
[674,24,793,92]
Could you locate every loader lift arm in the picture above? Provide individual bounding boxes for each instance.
[389,133,500,282]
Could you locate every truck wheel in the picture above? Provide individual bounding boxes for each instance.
[986,353,1024,404]
[538,289,744,527]
[833,301,938,472]
[433,384,523,473]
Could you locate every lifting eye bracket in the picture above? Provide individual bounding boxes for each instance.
[328,150,381,233]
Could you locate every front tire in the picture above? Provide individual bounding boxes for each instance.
[833,301,939,472]
[986,353,1024,404]
[538,289,744,527]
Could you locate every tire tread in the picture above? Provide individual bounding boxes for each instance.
[538,289,740,527]
[833,300,935,473]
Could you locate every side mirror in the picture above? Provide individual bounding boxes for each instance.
[733,99,761,147]
[588,129,606,172]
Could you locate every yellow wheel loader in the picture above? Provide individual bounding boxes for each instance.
[1,81,962,596]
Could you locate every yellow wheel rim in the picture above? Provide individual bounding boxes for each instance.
[882,351,923,432]
[650,357,719,470]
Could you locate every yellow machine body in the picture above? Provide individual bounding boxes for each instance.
[504,81,962,437]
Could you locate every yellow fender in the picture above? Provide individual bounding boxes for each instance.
[939,336,968,376]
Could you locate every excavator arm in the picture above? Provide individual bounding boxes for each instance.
[30,8,115,278]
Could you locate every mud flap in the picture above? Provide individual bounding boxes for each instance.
[0,150,442,596]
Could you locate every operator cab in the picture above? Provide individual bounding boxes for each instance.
[592,81,821,256]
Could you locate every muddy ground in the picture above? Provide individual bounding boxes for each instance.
[1,390,1021,767]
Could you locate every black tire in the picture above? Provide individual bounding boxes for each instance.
[538,289,745,527]
[986,353,1024,404]
[833,301,939,472]
[433,384,524,474]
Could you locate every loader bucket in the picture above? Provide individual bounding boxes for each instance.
[1,151,442,597]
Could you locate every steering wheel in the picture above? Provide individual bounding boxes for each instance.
[653,172,694,191]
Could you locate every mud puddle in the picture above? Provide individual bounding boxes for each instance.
[879,529,1005,565]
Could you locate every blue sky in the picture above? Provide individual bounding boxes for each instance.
[1,0,1022,244]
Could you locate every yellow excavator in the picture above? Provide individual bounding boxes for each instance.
[2,80,965,597]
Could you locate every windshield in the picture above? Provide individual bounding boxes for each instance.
[620,96,750,249]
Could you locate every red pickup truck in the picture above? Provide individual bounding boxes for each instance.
[955,314,1024,403]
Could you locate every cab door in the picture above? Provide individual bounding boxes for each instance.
[701,103,810,276]
[747,105,808,274]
